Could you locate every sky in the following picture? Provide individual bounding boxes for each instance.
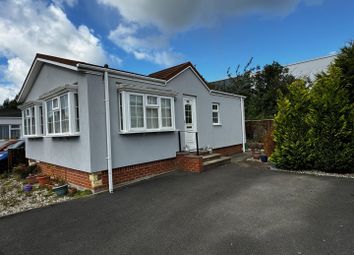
[0,0,353,103]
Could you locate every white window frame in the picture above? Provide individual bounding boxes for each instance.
[45,92,80,137]
[119,91,175,133]
[212,103,221,125]
[22,104,43,138]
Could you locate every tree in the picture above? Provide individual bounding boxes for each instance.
[251,62,296,119]
[308,66,354,172]
[333,41,354,103]
[0,98,19,109]
[271,80,312,170]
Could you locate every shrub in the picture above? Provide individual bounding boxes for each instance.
[307,66,354,172]
[271,80,313,170]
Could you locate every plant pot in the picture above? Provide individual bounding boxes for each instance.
[52,184,68,196]
[68,187,77,196]
[26,175,37,184]
[37,175,50,186]
[260,155,268,162]
[252,151,261,160]
[23,184,32,192]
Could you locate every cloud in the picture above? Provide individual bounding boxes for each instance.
[0,0,121,102]
[108,23,182,66]
[99,0,323,66]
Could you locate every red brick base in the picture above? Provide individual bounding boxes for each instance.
[36,144,243,192]
[214,144,243,156]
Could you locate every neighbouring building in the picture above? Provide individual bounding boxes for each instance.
[17,54,246,192]
[0,108,22,142]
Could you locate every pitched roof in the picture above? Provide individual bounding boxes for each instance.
[0,108,21,118]
[36,53,85,67]
[149,61,209,84]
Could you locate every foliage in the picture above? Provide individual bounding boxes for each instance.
[271,80,312,169]
[0,98,19,109]
[212,59,295,119]
[272,66,354,173]
[307,66,354,172]
[333,41,354,103]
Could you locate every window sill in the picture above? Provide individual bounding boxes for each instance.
[213,123,222,126]
[24,135,43,139]
[120,129,175,134]
[46,133,80,138]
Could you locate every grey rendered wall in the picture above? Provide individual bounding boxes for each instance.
[0,117,21,125]
[24,64,92,172]
[166,68,243,150]
[86,74,179,171]
[87,68,243,172]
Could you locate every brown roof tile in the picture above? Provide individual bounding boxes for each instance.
[149,61,208,84]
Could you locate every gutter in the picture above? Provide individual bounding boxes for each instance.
[240,98,246,152]
[103,66,113,193]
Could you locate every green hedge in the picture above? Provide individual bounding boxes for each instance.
[271,66,354,173]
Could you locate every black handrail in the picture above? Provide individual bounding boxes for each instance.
[177,130,200,155]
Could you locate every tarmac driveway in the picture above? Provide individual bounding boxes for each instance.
[0,161,354,255]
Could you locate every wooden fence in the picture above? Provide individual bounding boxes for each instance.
[245,119,274,141]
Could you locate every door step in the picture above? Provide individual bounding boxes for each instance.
[203,156,231,170]
[202,153,221,162]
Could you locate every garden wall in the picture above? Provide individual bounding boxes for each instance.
[246,119,274,141]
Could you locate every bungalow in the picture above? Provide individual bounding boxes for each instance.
[0,108,22,143]
[17,54,246,192]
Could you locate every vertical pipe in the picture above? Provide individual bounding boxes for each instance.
[104,69,113,193]
[196,132,199,155]
[178,130,182,152]
[241,98,246,152]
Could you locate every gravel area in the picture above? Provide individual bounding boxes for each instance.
[0,175,71,217]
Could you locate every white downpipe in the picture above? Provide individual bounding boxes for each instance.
[241,98,246,152]
[104,70,113,193]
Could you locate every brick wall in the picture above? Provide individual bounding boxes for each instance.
[176,153,203,173]
[214,144,243,156]
[35,144,243,192]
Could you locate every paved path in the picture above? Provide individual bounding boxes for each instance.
[1,162,354,255]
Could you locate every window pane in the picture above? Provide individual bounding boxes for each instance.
[212,112,219,124]
[10,129,20,139]
[185,104,192,124]
[47,101,53,134]
[54,111,60,133]
[147,96,157,105]
[146,108,158,129]
[212,104,218,110]
[130,95,144,128]
[31,107,35,135]
[60,94,69,133]
[161,98,172,127]
[0,125,9,140]
[74,93,80,132]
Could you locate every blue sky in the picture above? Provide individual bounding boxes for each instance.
[0,0,353,102]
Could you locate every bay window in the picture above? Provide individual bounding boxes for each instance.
[46,92,79,136]
[22,104,43,137]
[119,91,175,133]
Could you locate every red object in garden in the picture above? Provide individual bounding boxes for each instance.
[26,175,37,184]
[37,175,50,186]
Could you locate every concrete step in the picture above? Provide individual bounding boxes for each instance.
[203,156,231,170]
[202,153,221,162]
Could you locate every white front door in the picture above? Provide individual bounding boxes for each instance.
[183,96,197,151]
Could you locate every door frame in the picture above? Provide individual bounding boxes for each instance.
[183,95,197,150]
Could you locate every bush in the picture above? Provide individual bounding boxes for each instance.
[271,80,313,170]
[271,66,354,173]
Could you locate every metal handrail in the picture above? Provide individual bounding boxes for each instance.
[177,130,200,155]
